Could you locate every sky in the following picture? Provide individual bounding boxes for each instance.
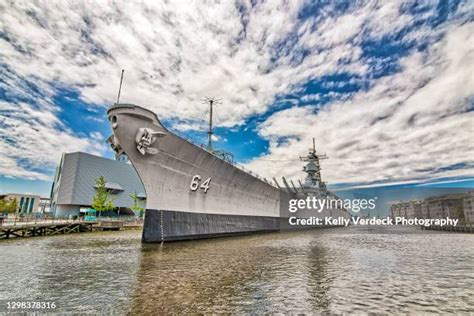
[0,0,473,199]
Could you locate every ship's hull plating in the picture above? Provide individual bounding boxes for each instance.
[108,104,348,242]
[143,209,280,242]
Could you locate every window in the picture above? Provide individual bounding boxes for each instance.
[23,197,30,213]
[29,198,35,213]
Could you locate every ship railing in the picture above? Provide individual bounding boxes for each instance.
[0,214,145,226]
[234,163,278,188]
[178,133,279,188]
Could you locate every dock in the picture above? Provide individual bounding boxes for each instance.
[0,217,143,240]
[0,221,95,239]
[421,225,474,233]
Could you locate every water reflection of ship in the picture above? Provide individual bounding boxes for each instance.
[107,97,349,242]
[128,233,331,313]
[308,244,330,311]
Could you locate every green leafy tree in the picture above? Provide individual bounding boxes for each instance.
[7,198,18,214]
[0,197,18,214]
[91,176,115,216]
[0,199,6,213]
[130,192,145,218]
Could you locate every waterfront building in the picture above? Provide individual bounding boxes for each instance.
[50,152,146,217]
[421,203,429,219]
[390,202,405,218]
[463,191,474,224]
[390,195,467,221]
[390,200,422,219]
[407,201,422,218]
[39,197,51,213]
[0,193,41,214]
[423,194,465,221]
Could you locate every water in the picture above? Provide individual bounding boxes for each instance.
[0,226,473,314]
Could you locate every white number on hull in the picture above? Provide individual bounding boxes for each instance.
[190,175,212,193]
[200,177,211,192]
[190,175,201,191]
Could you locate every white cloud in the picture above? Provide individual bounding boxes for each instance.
[0,153,47,180]
[89,131,104,141]
[0,0,472,185]
[245,22,474,185]
[0,99,106,180]
[0,1,419,127]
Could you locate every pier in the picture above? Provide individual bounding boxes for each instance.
[0,221,95,239]
[421,225,474,233]
[95,220,124,231]
[0,217,143,240]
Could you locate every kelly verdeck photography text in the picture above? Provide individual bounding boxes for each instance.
[289,216,460,227]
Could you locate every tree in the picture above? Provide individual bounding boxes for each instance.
[0,197,18,214]
[0,199,6,213]
[130,192,145,218]
[91,176,115,216]
[7,198,18,214]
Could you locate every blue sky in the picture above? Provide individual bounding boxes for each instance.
[0,1,473,198]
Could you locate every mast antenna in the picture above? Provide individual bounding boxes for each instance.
[116,69,124,105]
[312,137,316,153]
[202,96,221,151]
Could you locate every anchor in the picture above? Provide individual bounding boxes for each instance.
[135,127,166,155]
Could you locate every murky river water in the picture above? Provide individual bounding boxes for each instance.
[0,226,473,314]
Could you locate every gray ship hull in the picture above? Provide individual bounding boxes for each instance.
[107,104,348,242]
[143,209,280,242]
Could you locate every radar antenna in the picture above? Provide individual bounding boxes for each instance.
[202,96,222,151]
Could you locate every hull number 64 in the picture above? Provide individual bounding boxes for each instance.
[190,175,211,193]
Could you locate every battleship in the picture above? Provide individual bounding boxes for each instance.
[107,98,349,242]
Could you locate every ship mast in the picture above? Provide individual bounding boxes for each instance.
[116,69,124,105]
[203,97,221,151]
[300,137,328,190]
